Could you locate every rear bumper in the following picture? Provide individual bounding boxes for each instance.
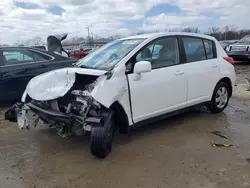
[227,52,250,60]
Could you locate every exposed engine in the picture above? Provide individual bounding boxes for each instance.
[26,82,103,137]
[65,89,101,118]
[39,81,102,118]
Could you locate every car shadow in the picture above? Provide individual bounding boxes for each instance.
[114,107,229,146]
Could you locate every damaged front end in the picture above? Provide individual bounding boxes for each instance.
[16,86,103,137]
[8,67,117,138]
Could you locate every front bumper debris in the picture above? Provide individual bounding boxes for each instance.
[16,103,30,130]
[13,102,102,135]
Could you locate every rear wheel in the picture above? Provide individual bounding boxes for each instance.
[207,82,230,113]
[90,112,115,158]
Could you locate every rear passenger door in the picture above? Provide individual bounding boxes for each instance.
[181,37,219,106]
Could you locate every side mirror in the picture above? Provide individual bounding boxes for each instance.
[134,61,152,74]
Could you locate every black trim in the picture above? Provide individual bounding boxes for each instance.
[212,40,217,58]
[177,35,187,63]
[202,40,207,59]
[126,74,134,124]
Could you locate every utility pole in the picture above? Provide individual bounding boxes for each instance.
[86,26,90,46]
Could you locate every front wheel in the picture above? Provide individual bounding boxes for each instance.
[90,112,115,158]
[207,82,230,113]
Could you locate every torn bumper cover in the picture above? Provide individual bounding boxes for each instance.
[16,101,102,133]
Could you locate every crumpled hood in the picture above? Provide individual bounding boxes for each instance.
[26,67,107,101]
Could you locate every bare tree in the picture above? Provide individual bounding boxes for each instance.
[109,34,122,40]
[181,27,200,33]
[21,36,45,46]
[222,25,238,40]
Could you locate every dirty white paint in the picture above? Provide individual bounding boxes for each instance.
[91,64,127,108]
[25,67,106,101]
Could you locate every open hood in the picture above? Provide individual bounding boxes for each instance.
[26,67,107,101]
[47,33,68,54]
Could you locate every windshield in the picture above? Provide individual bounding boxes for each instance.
[76,39,144,70]
[238,35,250,43]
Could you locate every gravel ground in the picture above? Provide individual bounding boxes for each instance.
[1,62,250,188]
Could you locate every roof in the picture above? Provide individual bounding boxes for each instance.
[0,46,45,50]
[120,32,216,41]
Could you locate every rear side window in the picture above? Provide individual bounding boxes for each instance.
[203,40,214,59]
[33,52,52,61]
[182,37,206,63]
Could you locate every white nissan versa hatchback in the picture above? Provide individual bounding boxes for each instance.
[7,32,236,158]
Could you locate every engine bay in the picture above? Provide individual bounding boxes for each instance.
[22,77,106,137]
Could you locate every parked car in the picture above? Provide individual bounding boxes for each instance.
[219,40,238,51]
[226,35,250,61]
[69,48,87,59]
[0,43,77,104]
[69,48,95,59]
[6,32,236,158]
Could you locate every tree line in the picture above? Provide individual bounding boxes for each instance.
[137,25,250,41]
[9,25,250,46]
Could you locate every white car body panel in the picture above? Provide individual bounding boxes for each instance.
[186,59,220,106]
[22,65,133,124]
[90,65,127,108]
[19,32,236,130]
[25,67,106,101]
[128,65,187,123]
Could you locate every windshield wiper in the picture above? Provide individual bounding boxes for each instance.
[80,64,90,68]
[80,64,98,70]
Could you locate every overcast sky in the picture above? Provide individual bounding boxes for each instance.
[0,0,250,44]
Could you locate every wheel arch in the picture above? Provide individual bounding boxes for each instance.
[110,101,129,134]
[216,77,233,97]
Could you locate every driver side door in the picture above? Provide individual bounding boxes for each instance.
[127,36,188,123]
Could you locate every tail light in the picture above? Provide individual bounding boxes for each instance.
[223,57,235,66]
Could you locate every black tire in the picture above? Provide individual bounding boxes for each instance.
[90,112,115,158]
[4,108,17,122]
[207,82,230,113]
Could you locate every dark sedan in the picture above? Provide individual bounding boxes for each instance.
[226,35,250,61]
[0,46,78,103]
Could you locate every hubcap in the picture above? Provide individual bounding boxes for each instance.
[215,86,228,109]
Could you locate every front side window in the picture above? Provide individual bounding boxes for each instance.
[76,39,145,71]
[3,50,34,65]
[135,37,180,69]
[183,37,206,63]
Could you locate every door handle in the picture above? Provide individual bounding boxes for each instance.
[212,64,218,68]
[174,71,184,76]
